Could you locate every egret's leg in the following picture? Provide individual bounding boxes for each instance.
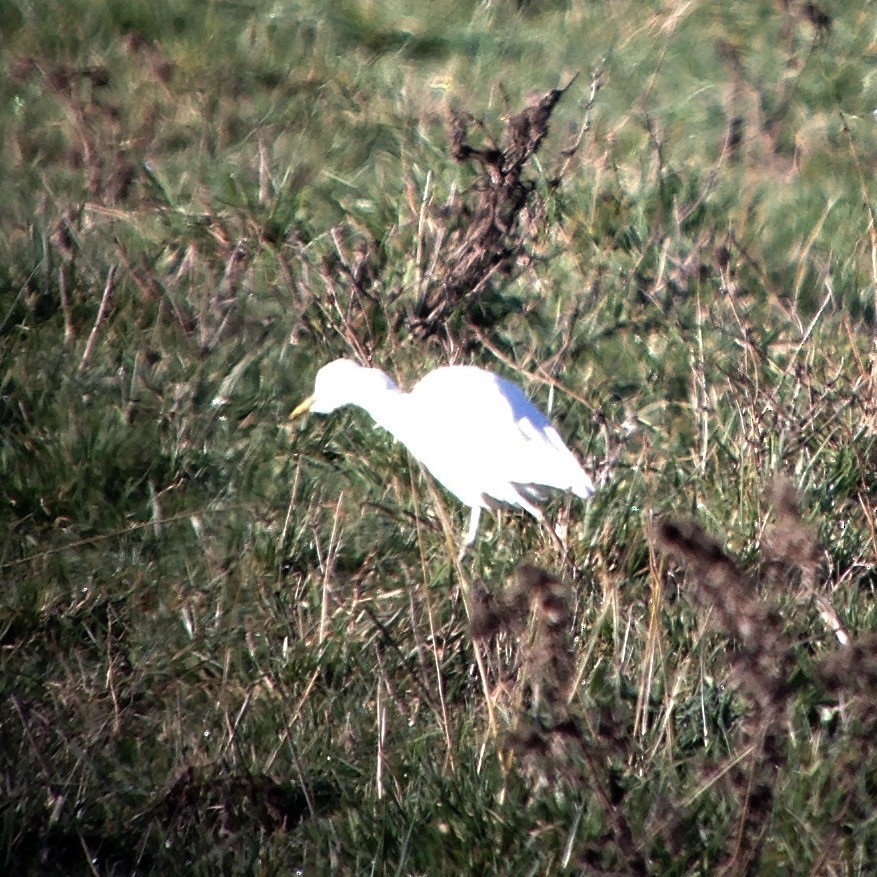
[544,518,567,556]
[516,495,567,557]
[459,506,482,560]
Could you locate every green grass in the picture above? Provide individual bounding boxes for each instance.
[3,0,877,873]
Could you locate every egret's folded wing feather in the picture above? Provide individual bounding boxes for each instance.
[405,366,593,509]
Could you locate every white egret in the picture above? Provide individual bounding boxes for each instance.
[292,358,595,555]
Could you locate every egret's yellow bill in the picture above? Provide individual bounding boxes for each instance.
[290,395,315,419]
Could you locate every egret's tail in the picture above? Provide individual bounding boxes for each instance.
[572,470,596,499]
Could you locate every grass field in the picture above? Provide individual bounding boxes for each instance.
[4,0,877,873]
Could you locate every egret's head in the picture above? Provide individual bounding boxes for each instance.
[291,359,397,418]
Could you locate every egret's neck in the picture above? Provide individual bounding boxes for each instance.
[351,375,413,445]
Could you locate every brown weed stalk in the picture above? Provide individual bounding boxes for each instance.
[653,476,867,875]
[473,563,649,874]
[654,517,796,875]
[411,77,584,341]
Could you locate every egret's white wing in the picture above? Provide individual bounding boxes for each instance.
[405,367,592,510]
